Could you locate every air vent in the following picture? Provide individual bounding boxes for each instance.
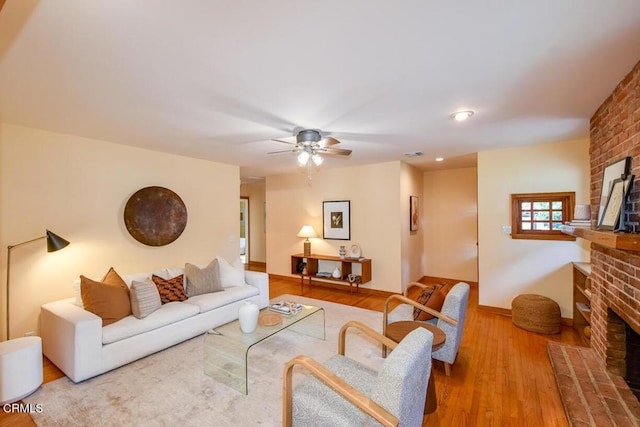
[403,151,424,158]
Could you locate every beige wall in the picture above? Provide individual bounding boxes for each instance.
[477,138,591,318]
[265,162,404,293]
[240,182,266,263]
[400,162,425,289]
[0,124,240,339]
[424,167,478,282]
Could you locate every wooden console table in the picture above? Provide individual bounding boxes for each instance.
[290,253,372,293]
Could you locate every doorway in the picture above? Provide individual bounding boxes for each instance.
[240,197,249,265]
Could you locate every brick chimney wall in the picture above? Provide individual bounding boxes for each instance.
[589,59,640,372]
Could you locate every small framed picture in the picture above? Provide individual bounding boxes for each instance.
[597,157,631,226]
[598,177,629,231]
[323,200,350,240]
[410,196,419,231]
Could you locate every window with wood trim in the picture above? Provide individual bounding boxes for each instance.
[511,192,575,240]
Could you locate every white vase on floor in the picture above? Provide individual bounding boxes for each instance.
[238,300,259,333]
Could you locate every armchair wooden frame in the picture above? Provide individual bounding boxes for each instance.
[382,282,458,359]
[283,321,400,427]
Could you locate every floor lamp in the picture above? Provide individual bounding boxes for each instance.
[5,230,70,341]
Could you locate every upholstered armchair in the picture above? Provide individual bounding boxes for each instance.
[383,282,470,376]
[283,320,433,427]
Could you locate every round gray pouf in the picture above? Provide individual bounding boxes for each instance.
[512,294,561,334]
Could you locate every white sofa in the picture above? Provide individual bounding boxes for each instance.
[40,267,269,383]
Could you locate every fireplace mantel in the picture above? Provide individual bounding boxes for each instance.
[561,225,640,251]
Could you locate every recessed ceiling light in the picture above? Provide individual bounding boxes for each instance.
[450,110,474,121]
[435,157,444,162]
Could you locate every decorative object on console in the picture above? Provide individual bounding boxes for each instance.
[339,245,346,259]
[596,156,631,227]
[347,274,362,283]
[239,300,259,333]
[348,244,361,259]
[573,204,591,221]
[124,186,187,247]
[296,225,317,256]
[332,266,341,279]
[5,229,69,340]
[323,200,350,240]
[410,195,419,231]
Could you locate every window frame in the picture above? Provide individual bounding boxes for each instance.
[511,192,576,241]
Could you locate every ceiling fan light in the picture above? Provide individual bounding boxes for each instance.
[312,154,324,166]
[297,151,310,166]
[450,110,474,121]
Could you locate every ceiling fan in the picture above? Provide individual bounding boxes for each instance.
[268,129,352,180]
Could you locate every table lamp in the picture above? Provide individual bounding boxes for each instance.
[5,229,70,340]
[297,225,317,257]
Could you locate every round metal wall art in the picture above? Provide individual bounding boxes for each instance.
[124,186,187,246]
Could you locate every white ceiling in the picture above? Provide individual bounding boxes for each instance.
[1,1,640,180]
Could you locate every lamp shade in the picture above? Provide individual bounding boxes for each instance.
[297,226,317,239]
[46,230,70,252]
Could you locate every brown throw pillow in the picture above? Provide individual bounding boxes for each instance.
[413,283,450,321]
[80,267,132,326]
[152,274,188,304]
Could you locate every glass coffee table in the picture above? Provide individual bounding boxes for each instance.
[204,303,325,394]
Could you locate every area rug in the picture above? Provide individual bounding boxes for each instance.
[25,295,385,426]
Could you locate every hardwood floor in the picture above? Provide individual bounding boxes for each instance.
[1,273,582,426]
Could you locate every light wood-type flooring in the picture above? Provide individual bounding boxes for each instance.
[1,271,582,426]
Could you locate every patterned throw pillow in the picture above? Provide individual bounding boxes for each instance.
[130,279,162,318]
[80,267,132,326]
[413,283,450,321]
[152,274,188,304]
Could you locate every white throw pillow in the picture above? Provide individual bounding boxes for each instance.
[216,256,245,288]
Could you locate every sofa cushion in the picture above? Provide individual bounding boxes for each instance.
[216,256,245,288]
[130,279,162,319]
[102,301,200,345]
[185,285,259,313]
[80,268,132,326]
[185,260,223,297]
[152,274,188,303]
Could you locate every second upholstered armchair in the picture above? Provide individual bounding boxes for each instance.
[383,281,470,376]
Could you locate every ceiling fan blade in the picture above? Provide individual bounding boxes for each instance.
[318,147,352,156]
[271,139,297,146]
[318,136,340,147]
[267,149,299,155]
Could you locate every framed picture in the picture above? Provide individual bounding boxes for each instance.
[598,178,628,230]
[410,196,419,231]
[323,200,350,240]
[597,156,631,226]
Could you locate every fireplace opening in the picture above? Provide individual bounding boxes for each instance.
[627,322,640,400]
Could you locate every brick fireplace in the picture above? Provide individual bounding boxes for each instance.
[589,59,640,393]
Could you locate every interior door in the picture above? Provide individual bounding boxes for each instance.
[240,197,249,264]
